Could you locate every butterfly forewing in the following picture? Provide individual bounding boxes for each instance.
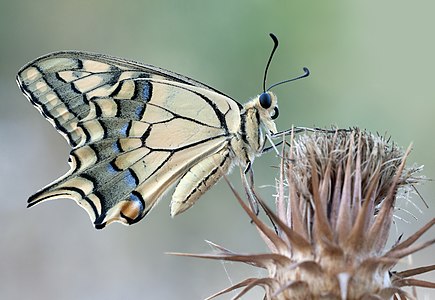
[17,51,243,228]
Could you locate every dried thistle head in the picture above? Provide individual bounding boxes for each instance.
[173,129,434,299]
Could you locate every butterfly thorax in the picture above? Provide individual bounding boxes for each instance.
[230,92,278,168]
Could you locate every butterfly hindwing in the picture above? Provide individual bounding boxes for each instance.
[17,51,242,228]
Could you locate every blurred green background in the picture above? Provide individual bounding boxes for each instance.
[1,1,434,299]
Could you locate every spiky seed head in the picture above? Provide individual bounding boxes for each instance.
[172,129,434,299]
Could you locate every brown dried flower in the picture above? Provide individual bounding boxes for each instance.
[173,129,434,299]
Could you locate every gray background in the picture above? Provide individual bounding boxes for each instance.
[1,1,434,299]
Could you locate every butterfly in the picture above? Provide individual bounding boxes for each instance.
[16,33,309,229]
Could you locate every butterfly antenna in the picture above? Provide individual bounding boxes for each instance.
[263,33,279,93]
[267,67,310,91]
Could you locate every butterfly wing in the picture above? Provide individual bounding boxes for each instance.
[17,51,242,228]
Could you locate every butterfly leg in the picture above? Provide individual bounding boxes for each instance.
[170,149,231,217]
[241,167,279,234]
[262,140,286,154]
[241,166,259,215]
[271,126,350,138]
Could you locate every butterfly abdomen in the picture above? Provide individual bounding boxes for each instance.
[170,148,232,216]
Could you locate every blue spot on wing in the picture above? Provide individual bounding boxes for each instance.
[120,122,129,136]
[135,105,144,118]
[141,82,151,102]
[125,169,139,188]
[107,163,118,175]
[112,141,121,153]
[130,192,143,208]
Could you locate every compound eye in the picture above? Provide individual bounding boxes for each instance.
[271,107,279,119]
[259,92,272,109]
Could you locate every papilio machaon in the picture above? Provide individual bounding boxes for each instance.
[16,34,308,229]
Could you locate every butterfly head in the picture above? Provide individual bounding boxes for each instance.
[256,91,279,134]
[254,33,309,135]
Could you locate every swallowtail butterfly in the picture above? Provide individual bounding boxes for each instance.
[17,34,308,229]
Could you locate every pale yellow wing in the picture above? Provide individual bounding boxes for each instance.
[17,51,241,228]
